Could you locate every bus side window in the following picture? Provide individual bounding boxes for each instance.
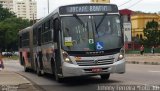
[38,27,42,46]
[19,36,22,48]
[33,28,37,45]
[53,19,60,31]
[50,19,54,41]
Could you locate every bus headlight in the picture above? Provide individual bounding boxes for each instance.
[62,51,73,64]
[64,58,70,62]
[117,49,124,61]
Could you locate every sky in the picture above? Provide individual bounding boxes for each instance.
[36,0,160,19]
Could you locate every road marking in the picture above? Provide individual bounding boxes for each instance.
[143,84,160,90]
[149,70,160,73]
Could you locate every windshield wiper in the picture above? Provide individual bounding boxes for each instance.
[73,14,85,27]
[96,13,107,30]
[94,13,107,37]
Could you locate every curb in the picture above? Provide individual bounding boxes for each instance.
[16,72,45,91]
[126,61,160,65]
[125,53,160,56]
[0,71,40,91]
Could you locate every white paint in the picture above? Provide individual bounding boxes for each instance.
[149,71,160,73]
[123,22,132,42]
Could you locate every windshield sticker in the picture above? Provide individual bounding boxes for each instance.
[64,37,73,46]
[96,42,104,50]
[89,39,94,44]
[65,37,72,42]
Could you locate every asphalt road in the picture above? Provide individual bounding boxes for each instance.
[4,60,160,91]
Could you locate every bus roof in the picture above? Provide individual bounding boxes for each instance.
[19,26,32,35]
[33,3,118,27]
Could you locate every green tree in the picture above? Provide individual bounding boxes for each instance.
[0,4,32,51]
[0,4,15,21]
[143,20,160,46]
[0,18,31,51]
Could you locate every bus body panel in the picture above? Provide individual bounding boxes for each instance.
[61,53,125,77]
[41,43,54,73]
[19,27,33,69]
[62,59,125,77]
[20,48,31,67]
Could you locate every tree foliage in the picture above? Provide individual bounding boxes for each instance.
[143,20,160,46]
[146,20,158,30]
[0,4,32,51]
[0,4,16,21]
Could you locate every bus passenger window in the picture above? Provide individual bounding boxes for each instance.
[38,27,42,46]
[19,36,22,48]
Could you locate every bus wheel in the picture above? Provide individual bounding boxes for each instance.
[23,58,29,72]
[24,65,29,72]
[36,66,41,76]
[54,64,63,82]
[100,74,110,80]
[36,60,42,76]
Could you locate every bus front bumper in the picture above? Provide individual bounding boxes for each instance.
[62,59,125,77]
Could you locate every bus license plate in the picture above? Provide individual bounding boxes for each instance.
[92,68,102,73]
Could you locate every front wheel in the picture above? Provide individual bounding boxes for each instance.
[36,65,42,76]
[24,65,29,72]
[100,74,110,80]
[53,63,63,82]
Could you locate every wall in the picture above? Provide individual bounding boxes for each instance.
[131,14,159,39]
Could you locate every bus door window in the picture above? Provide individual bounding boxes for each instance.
[53,19,60,42]
[53,18,62,74]
[50,19,54,42]
[38,27,42,46]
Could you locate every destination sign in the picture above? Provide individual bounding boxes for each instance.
[59,4,118,14]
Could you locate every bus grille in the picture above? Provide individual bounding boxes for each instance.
[76,58,114,66]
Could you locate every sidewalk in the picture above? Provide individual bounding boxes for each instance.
[125,53,160,56]
[125,53,160,65]
[0,70,40,91]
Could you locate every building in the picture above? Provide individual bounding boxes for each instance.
[0,0,14,12]
[119,9,133,42]
[14,0,37,20]
[91,0,110,3]
[119,9,134,50]
[119,9,133,23]
[131,13,159,39]
[0,0,37,20]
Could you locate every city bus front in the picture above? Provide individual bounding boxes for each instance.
[59,4,125,79]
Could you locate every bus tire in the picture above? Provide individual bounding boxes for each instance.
[36,66,41,76]
[53,62,63,83]
[24,65,29,72]
[36,59,42,76]
[23,58,29,72]
[100,74,110,80]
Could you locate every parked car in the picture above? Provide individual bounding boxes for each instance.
[2,52,13,57]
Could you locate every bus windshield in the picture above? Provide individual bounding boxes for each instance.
[61,14,123,51]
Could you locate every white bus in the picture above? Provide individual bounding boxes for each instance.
[19,3,125,82]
